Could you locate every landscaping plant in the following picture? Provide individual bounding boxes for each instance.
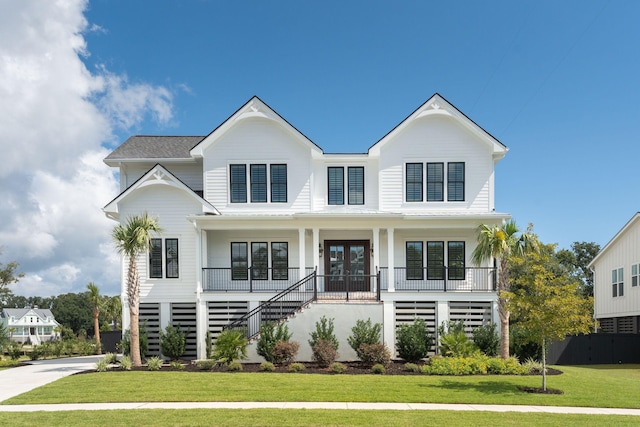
[357,343,391,367]
[147,356,163,371]
[213,329,248,364]
[257,321,293,363]
[472,322,499,356]
[309,316,339,367]
[121,323,149,359]
[438,320,478,357]
[395,317,433,363]
[348,318,382,356]
[272,340,299,364]
[159,323,187,361]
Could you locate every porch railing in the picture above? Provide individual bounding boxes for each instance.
[379,267,496,292]
[202,267,314,292]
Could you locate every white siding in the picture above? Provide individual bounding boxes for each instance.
[121,162,203,192]
[313,157,379,210]
[593,217,640,319]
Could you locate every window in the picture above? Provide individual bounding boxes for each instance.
[230,164,247,203]
[426,163,444,201]
[348,167,364,205]
[448,162,465,201]
[427,241,444,280]
[448,241,465,280]
[149,238,180,279]
[612,267,623,297]
[328,167,344,205]
[406,163,423,202]
[149,238,163,278]
[632,264,639,287]
[406,241,424,280]
[231,242,248,280]
[270,164,287,203]
[250,164,267,203]
[271,242,289,280]
[251,242,268,280]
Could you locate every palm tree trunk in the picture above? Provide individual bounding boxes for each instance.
[93,308,101,355]
[498,258,510,359]
[127,256,142,367]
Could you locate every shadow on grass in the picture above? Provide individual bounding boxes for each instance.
[422,379,527,396]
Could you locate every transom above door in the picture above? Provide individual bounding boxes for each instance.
[324,240,370,292]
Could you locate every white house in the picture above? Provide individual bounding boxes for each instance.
[589,212,640,334]
[104,93,510,360]
[0,307,61,345]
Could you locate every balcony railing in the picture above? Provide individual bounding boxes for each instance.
[202,267,315,292]
[379,267,496,292]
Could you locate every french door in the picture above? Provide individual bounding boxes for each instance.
[324,240,370,292]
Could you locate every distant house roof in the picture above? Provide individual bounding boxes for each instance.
[104,136,205,165]
[1,308,56,320]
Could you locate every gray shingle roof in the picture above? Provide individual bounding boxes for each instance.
[1,308,56,319]
[104,136,205,161]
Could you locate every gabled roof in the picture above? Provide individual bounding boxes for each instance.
[103,164,220,218]
[368,93,508,158]
[104,136,205,166]
[588,212,640,268]
[190,96,323,157]
[1,308,56,320]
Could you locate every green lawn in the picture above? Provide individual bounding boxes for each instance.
[0,409,638,427]
[4,365,640,409]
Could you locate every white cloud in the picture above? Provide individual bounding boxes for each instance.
[0,0,175,297]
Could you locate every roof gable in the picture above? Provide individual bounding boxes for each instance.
[103,164,220,218]
[588,212,640,268]
[368,93,508,158]
[190,96,323,158]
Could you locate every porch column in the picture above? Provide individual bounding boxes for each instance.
[312,228,320,271]
[160,302,171,333]
[436,300,449,352]
[298,228,306,277]
[372,227,380,271]
[196,299,208,360]
[387,228,395,292]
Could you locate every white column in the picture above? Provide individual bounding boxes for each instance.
[160,302,171,333]
[298,228,306,276]
[436,300,449,352]
[312,228,320,272]
[196,299,208,360]
[382,300,395,348]
[387,228,395,292]
[372,227,380,271]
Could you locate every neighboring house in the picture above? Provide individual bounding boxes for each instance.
[104,93,510,360]
[0,307,61,345]
[589,212,640,334]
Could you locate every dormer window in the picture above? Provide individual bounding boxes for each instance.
[328,166,364,205]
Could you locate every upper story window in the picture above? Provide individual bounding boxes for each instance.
[231,163,288,204]
[427,241,444,280]
[328,166,365,205]
[406,162,465,202]
[149,238,179,279]
[348,167,364,205]
[447,241,465,280]
[328,167,344,205]
[632,264,638,287]
[612,267,623,297]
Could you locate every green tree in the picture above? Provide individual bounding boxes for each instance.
[0,322,10,352]
[51,292,93,335]
[556,241,600,298]
[0,251,24,301]
[104,296,122,330]
[471,220,539,359]
[508,258,592,391]
[87,282,104,354]
[112,212,161,367]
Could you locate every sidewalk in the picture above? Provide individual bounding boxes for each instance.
[1,357,639,415]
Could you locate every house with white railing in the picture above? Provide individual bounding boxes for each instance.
[104,93,509,361]
[0,307,60,345]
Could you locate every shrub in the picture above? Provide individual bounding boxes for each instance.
[28,346,42,361]
[160,324,188,361]
[330,362,347,374]
[196,359,217,371]
[213,329,248,364]
[121,323,149,358]
[510,324,542,361]
[95,359,109,372]
[170,361,185,370]
[348,318,382,356]
[312,338,338,367]
[272,340,299,364]
[438,321,478,358]
[424,355,528,376]
[52,341,64,358]
[257,322,293,363]
[227,360,243,372]
[371,363,386,374]
[522,357,545,374]
[308,316,339,350]
[472,322,499,357]
[396,318,433,362]
[404,363,420,373]
[205,330,213,360]
[260,361,276,372]
[104,352,118,364]
[357,343,391,367]
[8,343,22,360]
[120,355,132,371]
[147,356,163,371]
[288,362,306,372]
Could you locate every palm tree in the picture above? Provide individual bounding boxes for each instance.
[105,295,122,331]
[87,282,103,354]
[112,212,161,367]
[471,220,538,359]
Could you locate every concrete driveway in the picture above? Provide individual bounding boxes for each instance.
[0,355,101,402]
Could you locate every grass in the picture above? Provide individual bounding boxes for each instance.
[0,409,638,427]
[4,365,640,409]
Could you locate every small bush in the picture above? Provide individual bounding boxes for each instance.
[357,343,391,367]
[308,316,339,350]
[104,352,118,364]
[424,355,528,376]
[472,322,499,357]
[371,363,386,374]
[348,318,382,355]
[121,324,149,358]
[213,329,248,364]
[522,357,545,374]
[438,320,478,358]
[52,341,64,358]
[227,360,243,372]
[170,361,185,370]
[8,343,22,360]
[95,359,109,372]
[288,362,306,372]
[312,338,338,368]
[147,356,163,371]
[396,318,433,363]
[28,346,42,360]
[260,361,276,372]
[272,340,299,365]
[257,322,293,363]
[330,362,347,374]
[404,363,420,373]
[159,324,188,361]
[120,355,132,371]
[196,359,217,371]
[0,359,20,368]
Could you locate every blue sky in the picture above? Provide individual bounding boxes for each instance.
[1,0,638,296]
